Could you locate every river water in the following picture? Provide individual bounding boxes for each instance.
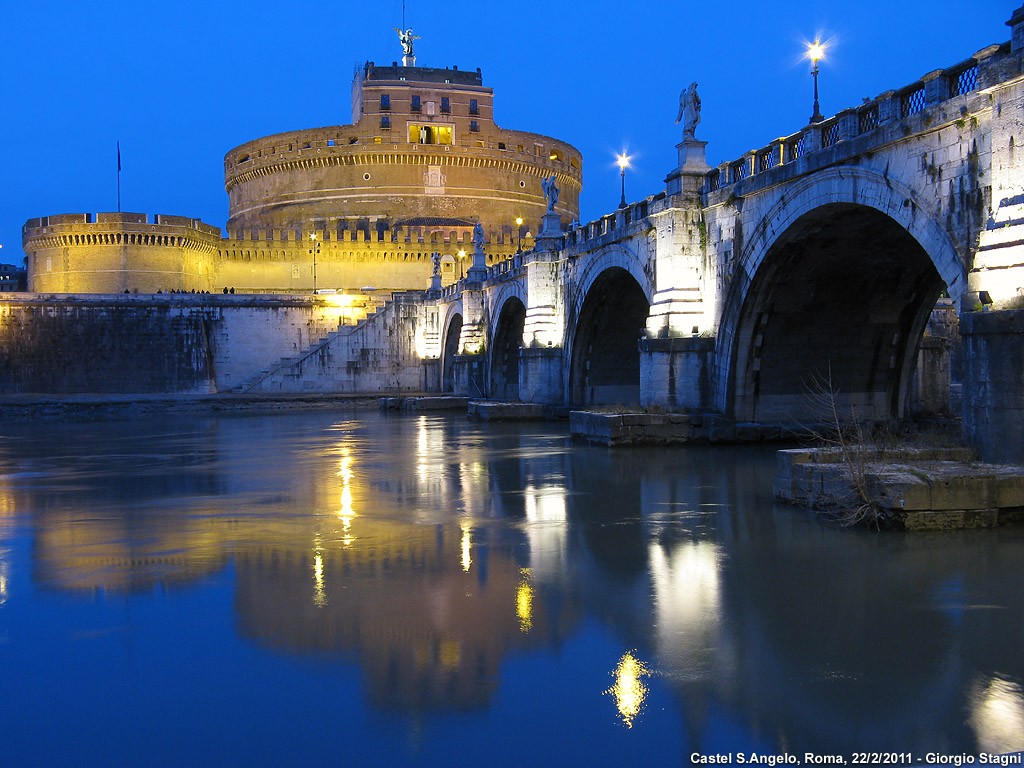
[1,410,1022,766]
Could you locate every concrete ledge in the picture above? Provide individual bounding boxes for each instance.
[467,401,546,421]
[569,410,812,446]
[569,410,694,445]
[774,446,1024,530]
[379,396,470,411]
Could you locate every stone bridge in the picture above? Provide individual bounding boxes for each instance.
[429,16,1024,435]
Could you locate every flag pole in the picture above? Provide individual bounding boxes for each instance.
[117,141,122,213]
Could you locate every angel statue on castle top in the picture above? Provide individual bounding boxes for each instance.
[394,28,419,57]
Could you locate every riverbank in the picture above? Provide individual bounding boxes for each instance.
[0,391,395,422]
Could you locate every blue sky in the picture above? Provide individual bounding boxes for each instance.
[0,0,1010,262]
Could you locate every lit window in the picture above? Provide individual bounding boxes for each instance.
[409,124,453,145]
[469,99,479,115]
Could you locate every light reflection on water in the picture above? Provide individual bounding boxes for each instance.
[0,410,1023,765]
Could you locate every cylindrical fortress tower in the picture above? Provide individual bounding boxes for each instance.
[23,213,221,294]
[224,63,582,237]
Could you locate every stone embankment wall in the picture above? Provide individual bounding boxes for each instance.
[0,294,356,394]
[961,309,1024,463]
[244,294,430,394]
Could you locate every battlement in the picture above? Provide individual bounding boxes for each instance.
[23,213,222,241]
[220,223,534,250]
[362,62,483,87]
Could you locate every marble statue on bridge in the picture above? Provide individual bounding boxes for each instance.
[541,174,560,212]
[676,82,701,140]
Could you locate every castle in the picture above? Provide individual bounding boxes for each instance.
[21,34,582,297]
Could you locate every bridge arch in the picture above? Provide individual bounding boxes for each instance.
[717,168,965,423]
[440,300,463,393]
[488,283,527,401]
[567,245,653,405]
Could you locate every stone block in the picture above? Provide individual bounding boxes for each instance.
[867,471,933,511]
[903,509,999,531]
[928,475,995,510]
[994,473,1024,507]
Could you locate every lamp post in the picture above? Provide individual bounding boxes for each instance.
[457,249,466,279]
[616,153,630,209]
[808,40,825,124]
[515,217,523,254]
[309,233,320,292]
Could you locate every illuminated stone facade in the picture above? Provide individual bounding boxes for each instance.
[22,60,581,296]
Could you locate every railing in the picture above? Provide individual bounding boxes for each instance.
[565,198,651,248]
[900,86,926,118]
[705,46,1000,195]
[821,120,841,148]
[485,254,522,280]
[951,64,978,97]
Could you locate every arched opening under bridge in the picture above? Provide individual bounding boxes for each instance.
[490,297,526,401]
[729,203,947,424]
[570,267,649,406]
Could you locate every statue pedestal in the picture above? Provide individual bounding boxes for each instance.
[665,139,710,196]
[539,212,561,237]
[676,139,709,171]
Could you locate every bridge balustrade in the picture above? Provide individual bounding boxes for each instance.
[704,49,989,195]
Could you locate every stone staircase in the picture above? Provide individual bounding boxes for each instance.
[229,294,389,393]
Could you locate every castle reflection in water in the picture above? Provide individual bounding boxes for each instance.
[1,411,1022,754]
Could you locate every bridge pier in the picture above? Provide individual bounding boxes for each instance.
[452,354,488,398]
[639,337,714,410]
[961,309,1024,464]
[519,347,564,404]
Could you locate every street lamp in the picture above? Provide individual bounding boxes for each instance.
[616,153,630,209]
[457,249,466,279]
[807,40,825,123]
[309,233,320,292]
[515,217,523,254]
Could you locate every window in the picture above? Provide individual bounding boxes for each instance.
[411,95,421,112]
[380,94,390,111]
[441,97,450,114]
[381,115,391,129]
[327,139,335,147]
[469,99,479,115]
[409,124,453,145]
[470,120,479,132]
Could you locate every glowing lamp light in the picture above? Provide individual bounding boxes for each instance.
[807,40,826,123]
[616,152,631,209]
